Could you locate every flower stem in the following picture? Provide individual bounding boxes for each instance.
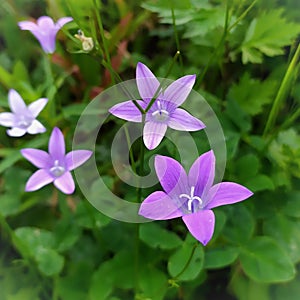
[263,43,300,137]
[171,3,183,72]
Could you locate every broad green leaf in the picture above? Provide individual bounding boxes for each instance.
[240,236,295,283]
[35,248,64,276]
[204,246,239,269]
[139,266,168,300]
[246,174,275,192]
[222,205,255,244]
[168,235,204,281]
[263,213,300,263]
[227,73,277,116]
[140,222,182,250]
[272,273,300,300]
[241,9,300,63]
[282,191,300,218]
[235,154,260,181]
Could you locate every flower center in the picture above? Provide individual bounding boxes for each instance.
[179,186,203,213]
[17,115,32,128]
[151,100,169,122]
[50,160,65,177]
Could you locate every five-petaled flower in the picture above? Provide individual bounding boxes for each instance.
[21,127,92,194]
[0,89,48,137]
[109,62,205,150]
[18,16,73,54]
[139,150,253,245]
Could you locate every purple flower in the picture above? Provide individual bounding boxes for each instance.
[109,62,205,150]
[139,150,253,245]
[18,16,73,54]
[0,89,48,137]
[21,127,92,194]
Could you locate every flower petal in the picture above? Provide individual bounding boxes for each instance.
[205,182,253,210]
[21,148,51,168]
[28,98,48,117]
[109,100,145,122]
[188,150,215,198]
[182,210,215,246]
[143,121,167,150]
[0,112,15,127]
[65,150,93,171]
[25,169,54,191]
[37,16,55,29]
[27,120,46,134]
[8,89,27,115]
[49,127,65,159]
[7,127,27,137]
[136,62,160,100]
[139,191,183,220]
[56,17,73,29]
[154,155,188,197]
[162,75,195,107]
[18,20,38,31]
[168,108,205,131]
[54,171,75,194]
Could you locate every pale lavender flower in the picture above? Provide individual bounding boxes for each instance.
[109,62,205,150]
[139,150,253,245]
[18,16,73,54]
[0,89,48,137]
[21,127,92,194]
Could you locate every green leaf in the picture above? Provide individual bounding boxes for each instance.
[168,235,204,281]
[227,73,277,116]
[282,191,300,218]
[272,273,300,300]
[35,248,64,276]
[246,174,275,192]
[240,236,296,283]
[140,223,182,250]
[204,246,239,269]
[241,9,300,64]
[263,213,300,263]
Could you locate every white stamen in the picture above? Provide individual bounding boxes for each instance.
[17,116,32,128]
[50,160,65,177]
[179,186,203,212]
[151,100,169,122]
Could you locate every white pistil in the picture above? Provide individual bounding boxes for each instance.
[50,160,65,177]
[17,116,32,128]
[151,100,169,122]
[179,186,203,212]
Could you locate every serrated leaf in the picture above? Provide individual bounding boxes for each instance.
[241,9,300,64]
[240,236,296,283]
[140,223,182,250]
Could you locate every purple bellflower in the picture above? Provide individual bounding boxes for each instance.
[18,16,73,54]
[0,89,48,137]
[109,62,205,150]
[139,150,253,245]
[21,127,92,194]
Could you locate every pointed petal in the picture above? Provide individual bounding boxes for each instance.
[21,148,51,168]
[54,172,75,194]
[0,112,15,127]
[25,169,54,191]
[7,127,26,137]
[168,108,205,131]
[27,120,46,134]
[154,155,188,197]
[109,100,144,122]
[136,62,160,100]
[8,89,27,114]
[162,75,195,107]
[18,20,38,31]
[56,17,73,28]
[139,191,183,220]
[205,182,253,210]
[49,127,65,159]
[65,150,93,171]
[182,210,215,246]
[188,150,215,198]
[28,98,48,117]
[143,121,167,150]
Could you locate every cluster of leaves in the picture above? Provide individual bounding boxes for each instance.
[0,0,300,299]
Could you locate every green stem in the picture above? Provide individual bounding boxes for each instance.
[263,43,300,137]
[171,3,183,72]
[174,243,198,280]
[145,51,181,113]
[124,124,137,175]
[134,223,140,297]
